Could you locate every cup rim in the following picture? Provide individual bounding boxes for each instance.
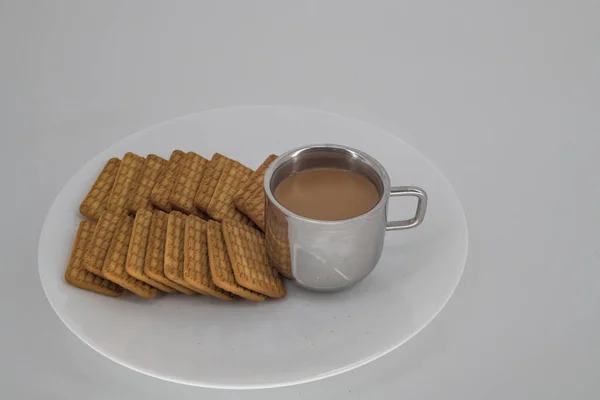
[263,143,391,225]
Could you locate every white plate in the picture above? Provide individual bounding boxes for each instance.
[39,106,468,389]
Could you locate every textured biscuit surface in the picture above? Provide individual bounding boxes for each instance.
[84,209,125,275]
[65,220,124,296]
[193,153,228,212]
[233,154,278,231]
[125,209,176,293]
[164,211,202,293]
[183,215,234,301]
[106,152,144,212]
[103,216,157,299]
[264,203,293,279]
[170,152,208,214]
[206,221,266,302]
[143,210,196,295]
[207,158,253,224]
[150,150,185,212]
[127,154,167,213]
[80,158,121,220]
[221,219,285,299]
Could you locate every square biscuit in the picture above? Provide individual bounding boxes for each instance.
[221,219,286,299]
[106,152,145,213]
[127,154,167,213]
[65,220,124,297]
[206,158,253,224]
[183,215,234,301]
[125,208,176,293]
[206,220,266,302]
[150,150,186,212]
[84,209,126,276]
[102,216,157,299]
[170,151,208,215]
[233,154,278,231]
[80,158,121,221]
[193,153,228,212]
[143,210,196,295]
[164,211,204,294]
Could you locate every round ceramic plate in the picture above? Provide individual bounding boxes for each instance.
[39,106,468,389]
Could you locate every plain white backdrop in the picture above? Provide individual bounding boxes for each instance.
[1,1,599,399]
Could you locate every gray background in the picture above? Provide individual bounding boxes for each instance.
[2,1,599,399]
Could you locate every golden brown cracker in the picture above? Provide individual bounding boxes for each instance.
[127,154,167,214]
[164,211,203,294]
[84,209,126,276]
[150,150,185,212]
[193,153,228,212]
[206,221,266,302]
[125,208,176,293]
[143,210,196,295]
[265,203,293,279]
[106,152,144,213]
[183,215,234,301]
[233,154,278,231]
[222,219,285,299]
[170,152,208,214]
[102,216,157,299]
[80,158,121,221]
[206,158,253,224]
[65,220,124,297]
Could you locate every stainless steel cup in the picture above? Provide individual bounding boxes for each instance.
[264,144,427,292]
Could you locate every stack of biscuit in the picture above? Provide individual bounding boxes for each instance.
[65,151,284,302]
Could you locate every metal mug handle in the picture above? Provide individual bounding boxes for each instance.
[386,186,428,231]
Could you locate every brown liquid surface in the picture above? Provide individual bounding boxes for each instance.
[273,168,380,221]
